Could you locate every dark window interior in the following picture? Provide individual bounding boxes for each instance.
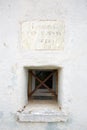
[35,71,53,89]
[28,70,58,100]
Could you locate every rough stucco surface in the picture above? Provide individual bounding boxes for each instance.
[0,0,87,129]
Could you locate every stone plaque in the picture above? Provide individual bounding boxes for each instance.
[21,21,64,50]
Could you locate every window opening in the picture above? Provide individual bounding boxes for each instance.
[28,70,58,100]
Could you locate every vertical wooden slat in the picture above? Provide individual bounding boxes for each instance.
[28,70,32,99]
[56,70,58,101]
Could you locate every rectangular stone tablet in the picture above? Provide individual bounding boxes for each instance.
[21,21,65,50]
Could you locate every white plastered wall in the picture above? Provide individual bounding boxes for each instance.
[0,0,87,129]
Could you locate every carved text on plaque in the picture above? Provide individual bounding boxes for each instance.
[21,21,65,50]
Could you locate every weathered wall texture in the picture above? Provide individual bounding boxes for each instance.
[0,0,87,130]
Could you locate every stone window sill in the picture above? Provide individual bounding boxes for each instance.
[17,100,68,122]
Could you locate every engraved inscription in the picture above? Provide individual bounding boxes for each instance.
[21,21,64,50]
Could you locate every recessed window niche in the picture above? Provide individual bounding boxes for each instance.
[17,66,68,122]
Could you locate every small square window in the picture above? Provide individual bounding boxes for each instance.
[28,70,58,101]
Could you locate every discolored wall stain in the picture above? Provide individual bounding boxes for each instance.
[0,111,3,119]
